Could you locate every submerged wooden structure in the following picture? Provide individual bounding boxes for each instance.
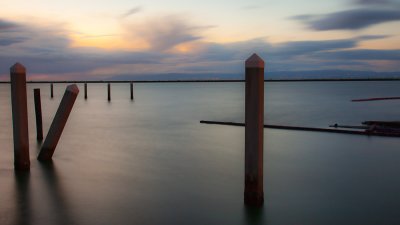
[201,120,400,138]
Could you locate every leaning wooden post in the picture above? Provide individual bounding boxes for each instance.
[244,53,264,206]
[50,83,54,98]
[34,89,43,141]
[84,83,87,99]
[10,63,30,170]
[107,83,111,101]
[38,84,79,161]
[130,82,134,100]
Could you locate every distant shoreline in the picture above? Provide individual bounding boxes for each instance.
[1,78,400,83]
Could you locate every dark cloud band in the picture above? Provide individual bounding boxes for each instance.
[354,0,393,5]
[0,37,26,46]
[120,6,142,18]
[294,9,400,30]
[313,49,400,60]
[0,19,18,30]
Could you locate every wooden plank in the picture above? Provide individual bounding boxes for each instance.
[200,120,400,137]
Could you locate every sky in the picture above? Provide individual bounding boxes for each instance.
[1,0,400,80]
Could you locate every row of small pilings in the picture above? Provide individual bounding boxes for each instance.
[49,82,135,101]
[11,66,136,169]
[9,53,265,207]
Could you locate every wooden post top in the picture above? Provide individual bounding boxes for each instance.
[10,63,26,74]
[66,84,79,94]
[245,53,265,68]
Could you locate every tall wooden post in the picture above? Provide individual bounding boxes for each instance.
[84,83,87,99]
[10,63,30,170]
[244,53,264,206]
[130,82,134,100]
[107,83,111,101]
[51,83,54,98]
[34,89,43,141]
[38,84,79,161]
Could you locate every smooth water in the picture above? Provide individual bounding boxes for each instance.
[1,81,400,225]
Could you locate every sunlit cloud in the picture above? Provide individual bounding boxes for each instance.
[0,11,400,81]
[122,14,213,52]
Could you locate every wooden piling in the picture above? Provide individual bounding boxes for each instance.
[244,53,264,206]
[84,83,87,99]
[38,84,79,161]
[10,63,30,170]
[108,83,111,101]
[34,89,43,141]
[130,82,134,100]
[51,83,54,98]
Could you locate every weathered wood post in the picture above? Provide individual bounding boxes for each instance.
[130,82,134,100]
[38,84,79,161]
[244,53,264,206]
[51,83,54,98]
[34,89,43,141]
[84,83,87,99]
[107,83,111,101]
[10,63,30,170]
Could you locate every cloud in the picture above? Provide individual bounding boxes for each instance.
[79,34,118,39]
[192,37,400,71]
[357,35,390,40]
[0,19,18,30]
[0,37,26,46]
[353,0,393,5]
[124,15,211,51]
[1,16,399,80]
[181,38,358,71]
[293,9,400,30]
[0,18,166,78]
[186,38,271,62]
[120,6,142,19]
[270,39,357,57]
[313,49,400,60]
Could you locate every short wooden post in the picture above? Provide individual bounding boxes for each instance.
[84,83,87,99]
[107,83,111,101]
[50,83,54,98]
[244,53,264,206]
[10,63,30,170]
[38,84,79,161]
[130,82,134,100]
[34,89,43,141]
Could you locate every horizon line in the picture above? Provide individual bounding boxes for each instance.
[1,78,400,84]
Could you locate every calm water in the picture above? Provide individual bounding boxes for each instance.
[1,81,400,225]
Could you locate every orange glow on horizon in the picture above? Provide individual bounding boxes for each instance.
[358,38,400,50]
[169,42,202,53]
[69,34,150,50]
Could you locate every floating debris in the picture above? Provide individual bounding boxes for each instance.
[352,97,400,102]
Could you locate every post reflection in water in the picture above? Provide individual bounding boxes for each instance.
[12,148,73,225]
[38,161,72,225]
[14,171,31,225]
[3,82,400,225]
[243,205,266,225]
